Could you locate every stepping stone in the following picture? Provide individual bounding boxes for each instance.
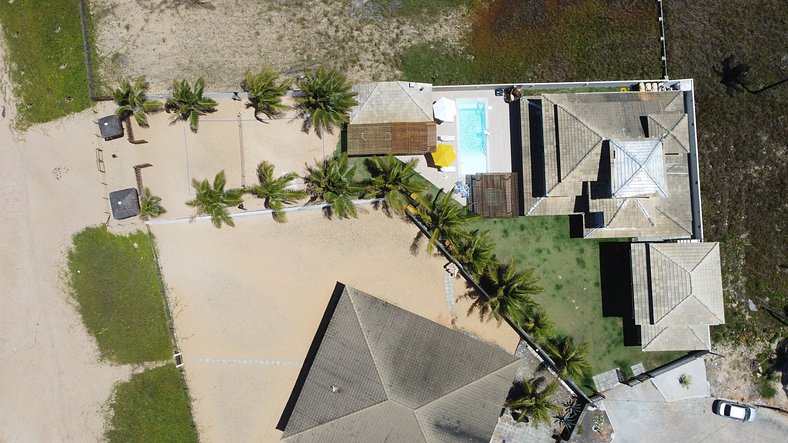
[631,362,645,376]
[592,368,621,392]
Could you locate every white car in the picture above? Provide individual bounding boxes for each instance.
[712,399,757,421]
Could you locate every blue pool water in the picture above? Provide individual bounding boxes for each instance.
[457,100,488,175]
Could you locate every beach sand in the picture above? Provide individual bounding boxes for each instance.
[151,209,520,442]
[92,0,470,92]
[0,42,130,441]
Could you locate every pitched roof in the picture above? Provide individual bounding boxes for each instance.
[630,242,724,351]
[610,140,668,198]
[279,284,519,442]
[350,82,433,125]
[519,91,694,239]
[640,324,711,352]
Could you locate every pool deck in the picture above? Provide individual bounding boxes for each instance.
[398,87,513,202]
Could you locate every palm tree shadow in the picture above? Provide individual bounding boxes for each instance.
[410,230,424,256]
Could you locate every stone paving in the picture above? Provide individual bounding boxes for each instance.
[631,362,645,376]
[593,368,621,392]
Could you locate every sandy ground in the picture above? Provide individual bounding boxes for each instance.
[707,341,788,409]
[92,0,471,93]
[0,40,130,441]
[150,210,520,442]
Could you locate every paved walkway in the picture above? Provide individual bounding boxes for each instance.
[593,368,621,392]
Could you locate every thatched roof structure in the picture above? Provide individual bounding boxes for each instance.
[108,188,140,220]
[467,173,520,218]
[98,115,124,141]
[278,284,519,442]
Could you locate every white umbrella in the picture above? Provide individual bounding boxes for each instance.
[433,97,457,122]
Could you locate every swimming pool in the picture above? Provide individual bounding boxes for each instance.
[457,99,488,175]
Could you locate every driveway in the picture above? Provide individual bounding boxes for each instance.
[602,381,787,442]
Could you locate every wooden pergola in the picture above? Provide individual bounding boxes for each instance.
[467,173,520,218]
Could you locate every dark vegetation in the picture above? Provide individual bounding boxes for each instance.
[399,0,661,84]
[664,0,787,345]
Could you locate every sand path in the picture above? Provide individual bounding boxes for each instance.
[0,40,129,441]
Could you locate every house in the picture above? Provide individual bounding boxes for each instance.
[519,91,695,240]
[629,241,724,351]
[278,284,521,442]
[347,81,437,156]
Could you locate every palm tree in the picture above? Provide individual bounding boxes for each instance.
[471,259,541,323]
[294,66,358,136]
[249,161,306,223]
[186,170,243,228]
[241,68,291,121]
[139,187,166,219]
[519,307,555,345]
[304,154,362,219]
[544,336,592,381]
[112,76,162,127]
[414,189,478,253]
[364,155,426,215]
[450,229,496,279]
[505,378,562,426]
[165,77,217,132]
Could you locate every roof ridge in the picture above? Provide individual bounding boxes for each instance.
[347,288,391,400]
[633,198,656,226]
[687,325,710,349]
[653,205,692,236]
[282,398,391,440]
[644,326,669,350]
[659,293,719,326]
[351,82,382,123]
[604,198,630,227]
[415,360,519,411]
[687,242,716,273]
[649,245,692,324]
[399,81,433,121]
[652,113,689,152]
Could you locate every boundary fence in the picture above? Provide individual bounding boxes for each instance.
[657,0,669,79]
[77,0,110,101]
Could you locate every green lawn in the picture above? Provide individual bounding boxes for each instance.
[67,226,172,365]
[475,216,683,379]
[105,364,198,443]
[0,0,94,127]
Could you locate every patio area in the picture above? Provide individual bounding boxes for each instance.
[398,86,514,203]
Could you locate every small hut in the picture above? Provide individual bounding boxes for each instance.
[108,188,140,220]
[98,115,124,141]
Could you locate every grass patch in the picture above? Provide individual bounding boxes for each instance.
[105,364,198,443]
[399,0,660,84]
[68,226,171,365]
[475,216,683,375]
[0,0,94,127]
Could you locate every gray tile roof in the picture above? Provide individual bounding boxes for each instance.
[610,140,668,198]
[629,242,724,352]
[520,91,693,239]
[350,82,434,124]
[280,285,519,442]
